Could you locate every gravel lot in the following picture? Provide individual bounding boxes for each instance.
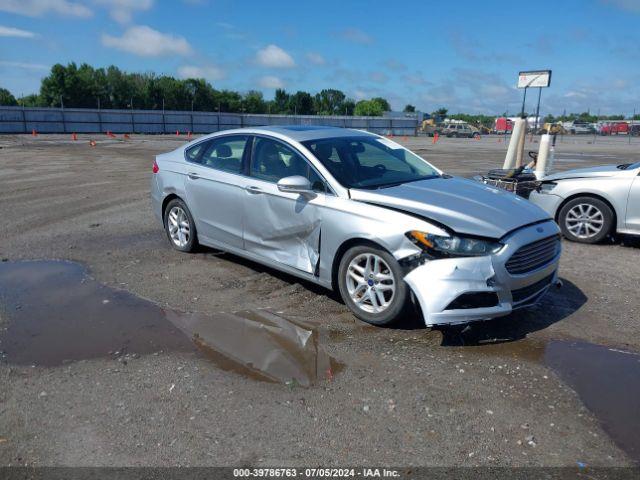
[0,133,639,467]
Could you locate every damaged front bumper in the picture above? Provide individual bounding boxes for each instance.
[404,221,561,327]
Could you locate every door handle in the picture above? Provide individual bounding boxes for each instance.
[245,186,263,194]
[188,172,200,180]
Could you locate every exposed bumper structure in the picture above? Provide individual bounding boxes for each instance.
[405,221,561,326]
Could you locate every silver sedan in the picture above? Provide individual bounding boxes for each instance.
[529,162,640,243]
[151,126,561,326]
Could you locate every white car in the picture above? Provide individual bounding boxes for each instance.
[151,126,561,326]
[530,162,640,243]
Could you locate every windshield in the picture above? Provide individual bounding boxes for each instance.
[302,136,440,189]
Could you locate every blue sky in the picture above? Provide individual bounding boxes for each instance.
[1,0,639,115]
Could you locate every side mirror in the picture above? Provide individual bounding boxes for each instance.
[277,175,313,195]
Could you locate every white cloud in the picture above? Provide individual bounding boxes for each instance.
[0,61,49,70]
[255,44,295,68]
[0,0,92,17]
[94,0,153,24]
[601,0,640,12]
[258,75,284,89]
[0,25,37,38]
[306,52,326,65]
[178,65,225,81]
[102,25,192,56]
[339,28,373,44]
[369,71,388,83]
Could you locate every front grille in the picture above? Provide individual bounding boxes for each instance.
[445,292,499,310]
[511,273,555,304]
[505,235,560,274]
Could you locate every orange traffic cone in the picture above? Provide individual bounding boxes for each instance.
[124,133,130,139]
[89,140,96,147]
[32,129,37,136]
[72,133,77,141]
[176,130,180,136]
[187,131,192,139]
[432,132,439,144]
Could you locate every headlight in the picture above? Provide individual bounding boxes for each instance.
[407,230,503,257]
[537,181,557,193]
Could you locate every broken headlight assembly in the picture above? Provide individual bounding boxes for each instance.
[536,181,557,193]
[407,230,503,258]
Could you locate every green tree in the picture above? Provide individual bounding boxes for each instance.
[354,99,384,116]
[215,90,242,112]
[314,89,346,115]
[288,91,315,115]
[0,88,18,106]
[272,88,290,114]
[403,104,416,113]
[432,107,448,117]
[370,97,390,112]
[183,78,217,111]
[243,90,267,114]
[343,99,356,116]
[18,94,43,107]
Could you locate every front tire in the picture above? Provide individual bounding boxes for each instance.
[164,198,198,252]
[337,245,410,326]
[558,197,614,244]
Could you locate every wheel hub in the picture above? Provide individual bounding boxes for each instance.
[345,253,396,314]
[565,203,604,239]
[168,206,190,248]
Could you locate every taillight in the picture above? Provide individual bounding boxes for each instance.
[152,159,159,174]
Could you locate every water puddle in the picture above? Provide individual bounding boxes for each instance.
[545,340,640,464]
[0,260,336,386]
[443,326,640,464]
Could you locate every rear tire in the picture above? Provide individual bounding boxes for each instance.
[337,244,410,326]
[558,196,614,244]
[164,198,198,252]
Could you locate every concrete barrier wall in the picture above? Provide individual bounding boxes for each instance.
[0,107,418,136]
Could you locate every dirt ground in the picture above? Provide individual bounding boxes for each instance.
[0,133,639,467]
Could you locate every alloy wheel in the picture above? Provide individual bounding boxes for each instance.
[167,206,191,248]
[345,253,396,314]
[565,203,604,239]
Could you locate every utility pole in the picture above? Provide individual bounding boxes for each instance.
[533,87,542,133]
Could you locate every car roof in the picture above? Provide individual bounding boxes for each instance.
[243,125,376,142]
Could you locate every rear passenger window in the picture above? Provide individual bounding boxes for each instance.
[185,143,203,162]
[199,136,249,174]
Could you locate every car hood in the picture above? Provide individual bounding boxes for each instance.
[350,177,550,239]
[543,164,623,181]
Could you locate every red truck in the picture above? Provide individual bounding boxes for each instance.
[494,117,514,134]
[599,122,629,135]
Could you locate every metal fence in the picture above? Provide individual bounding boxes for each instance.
[0,106,419,136]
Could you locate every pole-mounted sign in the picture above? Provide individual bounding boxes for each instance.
[518,70,552,89]
[517,70,552,128]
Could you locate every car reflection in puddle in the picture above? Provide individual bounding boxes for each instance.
[0,260,338,387]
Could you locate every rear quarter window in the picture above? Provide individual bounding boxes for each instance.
[185,143,204,163]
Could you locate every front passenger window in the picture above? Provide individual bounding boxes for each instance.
[251,137,328,192]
